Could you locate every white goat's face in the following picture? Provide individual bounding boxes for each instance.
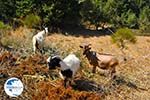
[44,27,48,33]
[47,56,61,69]
[80,43,91,55]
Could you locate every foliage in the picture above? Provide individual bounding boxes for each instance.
[121,10,138,28]
[0,0,16,23]
[23,14,41,28]
[40,0,80,26]
[0,0,150,31]
[16,0,34,17]
[139,6,150,33]
[111,28,136,50]
[0,21,11,29]
[0,21,6,29]
[0,21,11,42]
[80,0,107,30]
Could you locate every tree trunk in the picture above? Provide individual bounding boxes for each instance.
[120,41,127,61]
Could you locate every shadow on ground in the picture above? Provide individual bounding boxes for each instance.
[71,75,145,96]
[51,25,115,38]
[73,78,104,92]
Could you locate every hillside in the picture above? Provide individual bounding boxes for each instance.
[0,28,150,100]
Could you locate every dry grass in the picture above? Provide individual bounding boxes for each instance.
[0,52,102,100]
[46,34,150,100]
[0,28,150,100]
[1,27,34,50]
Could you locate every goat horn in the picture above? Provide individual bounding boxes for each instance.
[42,24,46,28]
[87,44,91,46]
[51,55,60,59]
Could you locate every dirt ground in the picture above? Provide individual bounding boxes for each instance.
[0,31,150,100]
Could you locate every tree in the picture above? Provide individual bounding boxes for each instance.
[0,0,150,31]
[16,0,34,17]
[0,0,16,23]
[139,6,150,33]
[121,10,138,28]
[111,28,136,60]
[39,0,80,27]
[103,0,140,28]
[80,0,107,30]
[103,0,124,27]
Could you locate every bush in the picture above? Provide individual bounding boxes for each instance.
[1,27,34,49]
[23,14,41,28]
[0,21,11,29]
[0,21,6,29]
[1,36,21,48]
[0,21,12,44]
[111,28,136,49]
[139,6,150,34]
[126,12,138,28]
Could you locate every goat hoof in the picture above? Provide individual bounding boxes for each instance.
[112,75,117,80]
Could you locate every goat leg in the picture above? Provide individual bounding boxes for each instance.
[110,66,116,79]
[64,78,70,88]
[63,78,67,88]
[92,66,97,73]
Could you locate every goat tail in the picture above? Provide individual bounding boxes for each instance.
[110,58,119,68]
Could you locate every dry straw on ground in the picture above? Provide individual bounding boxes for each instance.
[0,28,150,100]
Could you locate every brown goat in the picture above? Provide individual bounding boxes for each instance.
[80,43,119,77]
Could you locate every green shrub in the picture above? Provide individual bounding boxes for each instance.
[126,12,138,28]
[139,6,150,34]
[111,28,137,60]
[0,21,11,29]
[111,28,136,50]
[23,14,41,28]
[1,36,22,48]
[0,21,6,29]
[0,21,12,43]
[121,11,138,29]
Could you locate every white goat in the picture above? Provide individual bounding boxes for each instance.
[32,27,48,53]
[47,54,80,88]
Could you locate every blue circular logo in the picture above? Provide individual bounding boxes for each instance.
[4,77,24,97]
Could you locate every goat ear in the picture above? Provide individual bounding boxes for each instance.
[42,23,46,29]
[80,45,83,48]
[51,55,61,59]
[88,44,91,46]
[88,47,91,50]
[47,57,51,62]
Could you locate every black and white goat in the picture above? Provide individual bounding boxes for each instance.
[32,27,48,53]
[47,54,80,88]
